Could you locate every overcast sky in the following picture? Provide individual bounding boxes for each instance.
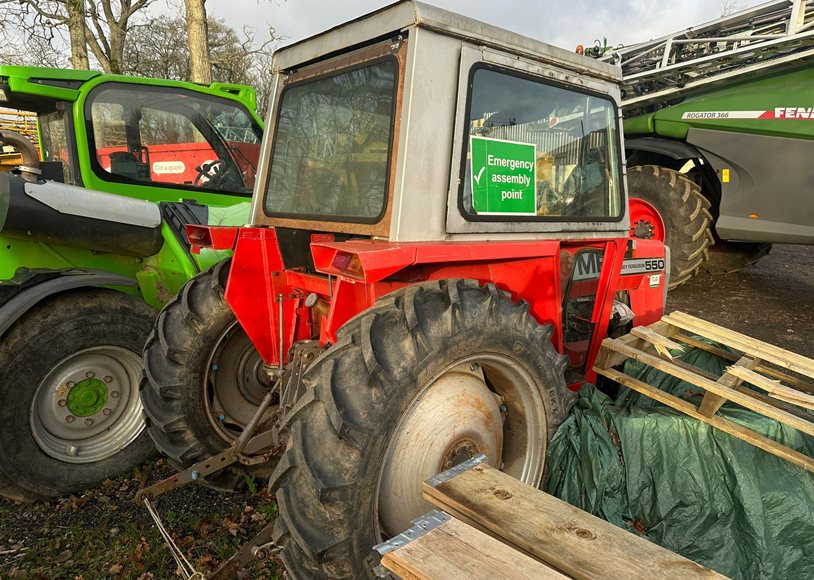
[202,0,766,53]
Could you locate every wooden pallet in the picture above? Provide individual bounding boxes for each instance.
[374,457,723,579]
[594,311,814,473]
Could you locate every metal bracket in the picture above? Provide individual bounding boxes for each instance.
[373,508,452,560]
[425,453,487,488]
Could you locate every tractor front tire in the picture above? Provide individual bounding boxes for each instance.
[628,165,714,288]
[269,279,574,579]
[141,260,272,491]
[0,289,156,502]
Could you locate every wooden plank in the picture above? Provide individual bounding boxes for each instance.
[663,312,814,379]
[380,517,567,580]
[698,356,756,417]
[673,334,814,395]
[602,338,814,437]
[630,326,685,359]
[725,366,814,411]
[598,367,814,473]
[423,464,725,580]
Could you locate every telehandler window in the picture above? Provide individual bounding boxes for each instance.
[86,84,261,195]
[460,66,623,222]
[264,59,398,222]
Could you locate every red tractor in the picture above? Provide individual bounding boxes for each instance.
[139,2,668,577]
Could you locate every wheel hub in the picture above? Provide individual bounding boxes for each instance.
[632,218,656,239]
[205,321,273,441]
[378,369,503,536]
[66,378,108,417]
[30,346,144,463]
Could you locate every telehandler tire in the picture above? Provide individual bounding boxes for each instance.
[141,260,272,491]
[0,289,156,502]
[269,279,575,579]
[628,165,714,288]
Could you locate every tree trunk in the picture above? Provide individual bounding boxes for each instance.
[185,0,211,83]
[66,0,90,69]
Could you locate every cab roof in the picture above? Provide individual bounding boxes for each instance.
[273,0,621,82]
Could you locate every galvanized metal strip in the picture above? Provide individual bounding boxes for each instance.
[424,453,487,488]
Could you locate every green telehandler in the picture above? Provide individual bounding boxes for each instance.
[0,66,263,501]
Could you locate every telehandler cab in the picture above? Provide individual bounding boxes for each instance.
[139,2,669,577]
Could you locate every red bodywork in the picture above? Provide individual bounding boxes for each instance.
[97,142,260,188]
[189,225,666,387]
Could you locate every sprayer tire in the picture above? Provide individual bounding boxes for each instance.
[628,165,714,288]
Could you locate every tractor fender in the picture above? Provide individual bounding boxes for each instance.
[0,270,137,338]
[625,137,704,161]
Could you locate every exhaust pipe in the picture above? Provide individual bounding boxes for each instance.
[0,130,41,182]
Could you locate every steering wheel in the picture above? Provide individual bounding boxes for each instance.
[194,159,232,189]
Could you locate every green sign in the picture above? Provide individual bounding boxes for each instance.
[470,136,537,215]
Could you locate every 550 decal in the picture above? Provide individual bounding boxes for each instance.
[572,253,665,282]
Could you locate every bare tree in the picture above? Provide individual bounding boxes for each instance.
[0,0,153,73]
[185,0,211,83]
[720,0,745,17]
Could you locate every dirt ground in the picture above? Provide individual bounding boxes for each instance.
[667,244,814,358]
[1,244,811,579]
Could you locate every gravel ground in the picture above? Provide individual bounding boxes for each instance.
[1,244,811,579]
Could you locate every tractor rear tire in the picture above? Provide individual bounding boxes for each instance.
[628,165,714,288]
[703,242,772,275]
[269,279,575,579]
[0,289,156,502]
[141,260,272,491]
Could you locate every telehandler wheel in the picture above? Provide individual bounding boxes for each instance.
[141,260,272,491]
[0,289,156,502]
[703,242,772,275]
[269,279,575,579]
[628,165,714,288]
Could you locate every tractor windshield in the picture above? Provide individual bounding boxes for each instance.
[264,58,398,221]
[86,83,262,196]
[461,66,623,221]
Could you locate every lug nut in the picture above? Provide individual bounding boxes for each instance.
[58,399,67,407]
[470,363,479,371]
[102,408,111,416]
[103,375,113,383]
[84,418,93,426]
[66,381,75,388]
[85,371,94,379]
[65,415,75,423]
[110,391,119,398]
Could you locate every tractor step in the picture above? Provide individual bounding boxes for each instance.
[594,311,814,473]
[374,455,722,579]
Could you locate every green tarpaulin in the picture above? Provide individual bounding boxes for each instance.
[545,344,814,579]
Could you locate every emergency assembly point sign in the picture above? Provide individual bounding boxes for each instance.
[470,136,537,215]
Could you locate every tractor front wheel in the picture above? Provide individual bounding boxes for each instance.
[628,165,714,288]
[269,279,574,579]
[0,289,156,502]
[141,260,272,491]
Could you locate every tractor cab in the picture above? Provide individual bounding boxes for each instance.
[208,0,666,385]
[143,2,669,577]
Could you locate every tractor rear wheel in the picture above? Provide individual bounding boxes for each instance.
[269,279,574,579]
[141,260,272,491]
[0,289,156,502]
[628,165,714,288]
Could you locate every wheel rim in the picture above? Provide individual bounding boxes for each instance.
[204,320,272,442]
[377,354,546,536]
[30,346,144,464]
[629,197,666,242]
